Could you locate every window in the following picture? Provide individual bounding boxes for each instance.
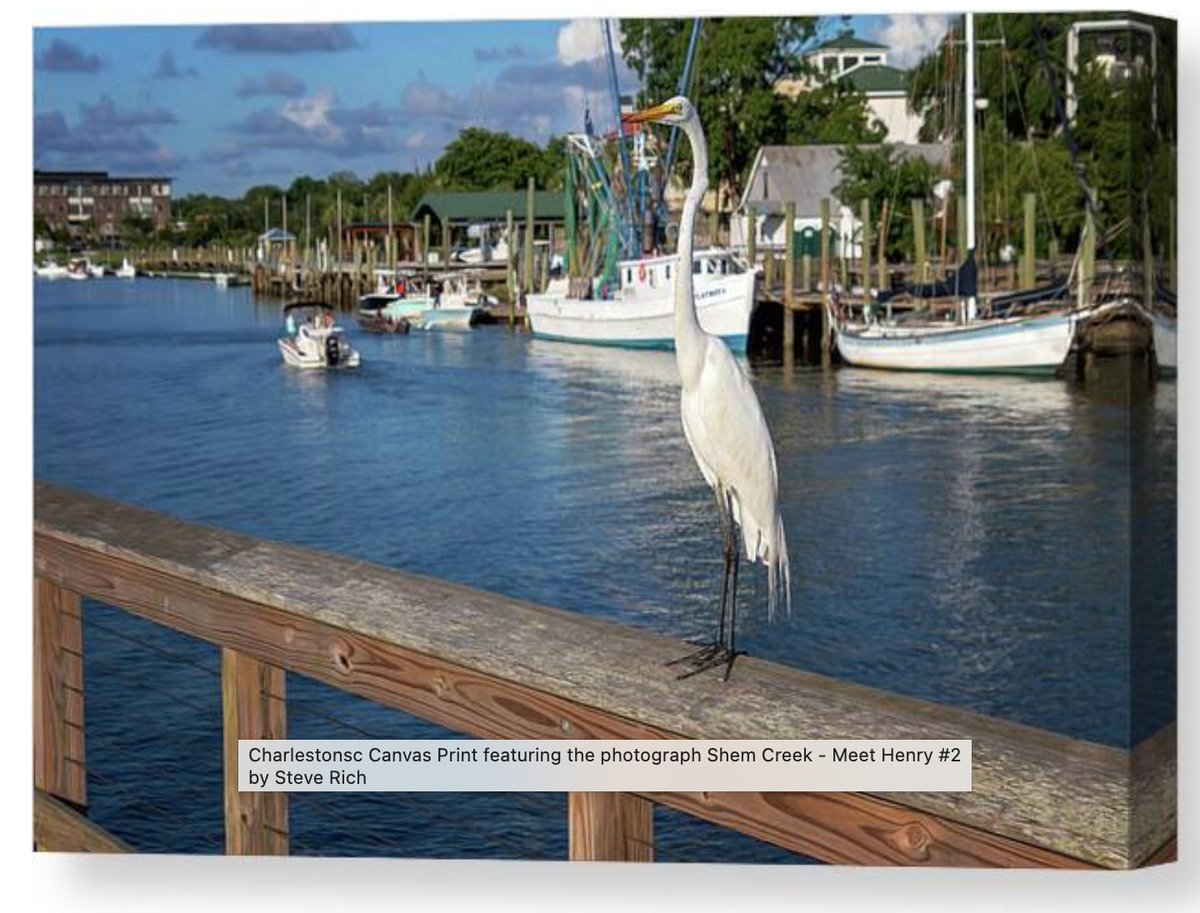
[665,265,671,280]
[626,268,633,285]
[863,55,881,64]
[844,55,859,69]
[823,57,837,73]
[693,259,702,274]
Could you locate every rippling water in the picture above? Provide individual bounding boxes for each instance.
[34,278,1176,859]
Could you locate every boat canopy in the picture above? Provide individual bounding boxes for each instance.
[283,301,335,314]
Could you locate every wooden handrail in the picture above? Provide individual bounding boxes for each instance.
[32,483,1175,867]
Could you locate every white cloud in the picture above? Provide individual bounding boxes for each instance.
[557,18,620,66]
[281,89,338,138]
[879,14,950,69]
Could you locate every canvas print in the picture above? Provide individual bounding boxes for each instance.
[33,10,1176,867]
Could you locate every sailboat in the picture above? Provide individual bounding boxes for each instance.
[831,13,1079,374]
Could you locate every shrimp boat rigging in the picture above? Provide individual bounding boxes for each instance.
[526,18,757,352]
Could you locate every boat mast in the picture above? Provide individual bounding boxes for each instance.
[964,12,977,320]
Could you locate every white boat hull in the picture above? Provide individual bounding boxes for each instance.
[834,311,1077,374]
[278,336,361,369]
[417,306,480,330]
[528,271,755,352]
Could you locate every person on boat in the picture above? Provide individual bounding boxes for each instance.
[396,277,407,299]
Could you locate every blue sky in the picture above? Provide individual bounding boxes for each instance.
[33,15,951,197]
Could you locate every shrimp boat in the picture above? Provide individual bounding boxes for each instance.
[527,248,755,351]
[278,302,361,369]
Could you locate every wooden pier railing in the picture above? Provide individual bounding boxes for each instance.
[32,483,1175,867]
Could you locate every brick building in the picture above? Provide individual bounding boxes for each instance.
[34,170,173,236]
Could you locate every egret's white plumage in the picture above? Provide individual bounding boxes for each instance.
[624,96,791,673]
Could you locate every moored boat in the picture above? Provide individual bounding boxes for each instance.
[527,248,755,352]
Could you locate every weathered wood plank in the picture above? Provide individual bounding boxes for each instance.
[569,793,653,862]
[33,484,1176,867]
[222,648,288,855]
[34,790,131,853]
[34,577,86,806]
[644,791,1094,868]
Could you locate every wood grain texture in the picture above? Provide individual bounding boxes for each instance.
[221,648,288,855]
[34,790,131,853]
[643,791,1095,868]
[33,483,1177,867]
[34,577,86,806]
[569,793,653,862]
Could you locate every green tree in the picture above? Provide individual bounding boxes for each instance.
[435,127,562,191]
[835,145,946,260]
[621,18,884,201]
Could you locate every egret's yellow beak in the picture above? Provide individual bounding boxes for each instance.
[622,102,675,125]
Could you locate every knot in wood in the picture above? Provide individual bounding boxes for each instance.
[895,822,932,857]
[332,642,353,675]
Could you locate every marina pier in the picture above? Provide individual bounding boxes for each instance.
[34,484,1175,867]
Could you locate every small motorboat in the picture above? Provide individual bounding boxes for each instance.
[66,258,91,280]
[116,258,137,278]
[278,302,361,369]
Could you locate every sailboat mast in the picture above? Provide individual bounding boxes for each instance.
[964,12,977,318]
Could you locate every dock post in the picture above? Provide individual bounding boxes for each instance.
[440,217,451,270]
[1168,197,1176,292]
[222,648,288,855]
[34,578,87,807]
[1142,197,1155,310]
[708,207,719,247]
[764,252,776,292]
[525,177,536,296]
[1022,193,1036,289]
[912,198,928,285]
[876,198,890,294]
[1080,193,1096,308]
[423,214,432,285]
[569,793,653,862]
[802,254,812,293]
[506,208,516,326]
[820,198,831,361]
[783,201,796,362]
[859,198,871,298]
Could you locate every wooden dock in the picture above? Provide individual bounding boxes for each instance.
[33,484,1174,865]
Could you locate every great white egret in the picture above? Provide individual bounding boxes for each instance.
[623,96,791,680]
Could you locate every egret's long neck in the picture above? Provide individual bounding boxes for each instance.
[674,116,709,387]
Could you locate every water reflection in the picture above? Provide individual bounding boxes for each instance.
[34,280,1175,748]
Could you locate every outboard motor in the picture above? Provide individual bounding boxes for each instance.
[325,334,341,365]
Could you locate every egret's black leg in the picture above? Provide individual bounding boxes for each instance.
[721,550,745,682]
[672,487,734,671]
[670,490,742,679]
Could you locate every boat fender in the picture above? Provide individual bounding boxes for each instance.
[637,262,647,282]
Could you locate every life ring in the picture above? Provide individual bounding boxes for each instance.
[637,262,647,282]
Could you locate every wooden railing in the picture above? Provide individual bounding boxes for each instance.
[32,483,1176,867]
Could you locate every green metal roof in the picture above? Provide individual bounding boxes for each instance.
[810,32,888,52]
[840,64,908,94]
[411,190,564,223]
